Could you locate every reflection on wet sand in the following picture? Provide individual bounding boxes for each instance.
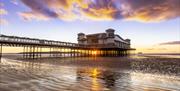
[0,55,180,91]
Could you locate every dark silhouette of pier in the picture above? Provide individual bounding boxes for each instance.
[0,34,135,59]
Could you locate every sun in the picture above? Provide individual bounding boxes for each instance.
[92,51,97,55]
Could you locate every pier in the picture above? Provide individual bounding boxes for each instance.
[0,29,135,59]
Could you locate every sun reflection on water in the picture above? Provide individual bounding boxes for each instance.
[0,57,180,91]
[91,68,99,77]
[91,68,102,91]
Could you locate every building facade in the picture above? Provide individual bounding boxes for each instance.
[78,29,131,49]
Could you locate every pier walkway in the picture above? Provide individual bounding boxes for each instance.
[0,34,134,59]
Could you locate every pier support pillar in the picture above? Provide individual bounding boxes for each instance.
[29,46,32,59]
[62,48,65,58]
[0,43,2,61]
[49,47,51,57]
[32,46,35,59]
[73,49,76,57]
[40,47,42,58]
[26,46,29,59]
[23,46,25,58]
[70,48,73,57]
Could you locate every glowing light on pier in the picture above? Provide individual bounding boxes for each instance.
[92,51,97,55]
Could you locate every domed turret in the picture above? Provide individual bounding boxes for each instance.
[78,33,85,36]
[106,28,115,38]
[78,33,85,40]
[125,39,131,44]
[106,28,115,33]
[77,32,86,44]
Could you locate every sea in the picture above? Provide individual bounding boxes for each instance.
[0,54,180,91]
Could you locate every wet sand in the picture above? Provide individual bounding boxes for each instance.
[0,55,180,91]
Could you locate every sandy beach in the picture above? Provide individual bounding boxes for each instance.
[0,55,180,91]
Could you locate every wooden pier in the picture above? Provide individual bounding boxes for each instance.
[0,34,135,59]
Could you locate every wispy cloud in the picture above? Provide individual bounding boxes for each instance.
[11,0,18,5]
[159,41,180,45]
[121,0,180,22]
[19,0,180,22]
[18,12,49,21]
[0,19,8,25]
[0,8,7,15]
[0,3,8,25]
[146,48,167,50]
[0,2,4,7]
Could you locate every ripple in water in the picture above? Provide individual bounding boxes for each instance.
[0,56,180,91]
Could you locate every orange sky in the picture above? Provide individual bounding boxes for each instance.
[1,0,180,54]
[135,45,180,53]
[1,44,180,54]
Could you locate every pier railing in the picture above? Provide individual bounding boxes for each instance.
[0,34,132,49]
[0,34,135,59]
[0,34,80,48]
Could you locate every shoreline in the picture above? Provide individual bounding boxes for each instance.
[1,54,180,77]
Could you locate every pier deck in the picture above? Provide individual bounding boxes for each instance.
[0,34,135,59]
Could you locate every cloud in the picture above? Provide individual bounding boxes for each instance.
[0,3,4,7]
[18,12,49,21]
[121,0,180,22]
[147,48,154,50]
[0,19,8,25]
[146,48,167,50]
[11,0,18,5]
[0,8,7,15]
[159,41,180,45]
[0,3,8,25]
[19,0,180,22]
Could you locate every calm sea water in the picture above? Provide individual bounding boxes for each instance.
[0,55,180,91]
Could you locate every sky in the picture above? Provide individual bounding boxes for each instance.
[0,0,180,53]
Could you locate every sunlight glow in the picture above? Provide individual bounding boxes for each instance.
[92,51,97,55]
[91,68,99,78]
[91,68,101,91]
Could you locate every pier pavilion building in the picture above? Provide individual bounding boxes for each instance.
[78,29,131,49]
